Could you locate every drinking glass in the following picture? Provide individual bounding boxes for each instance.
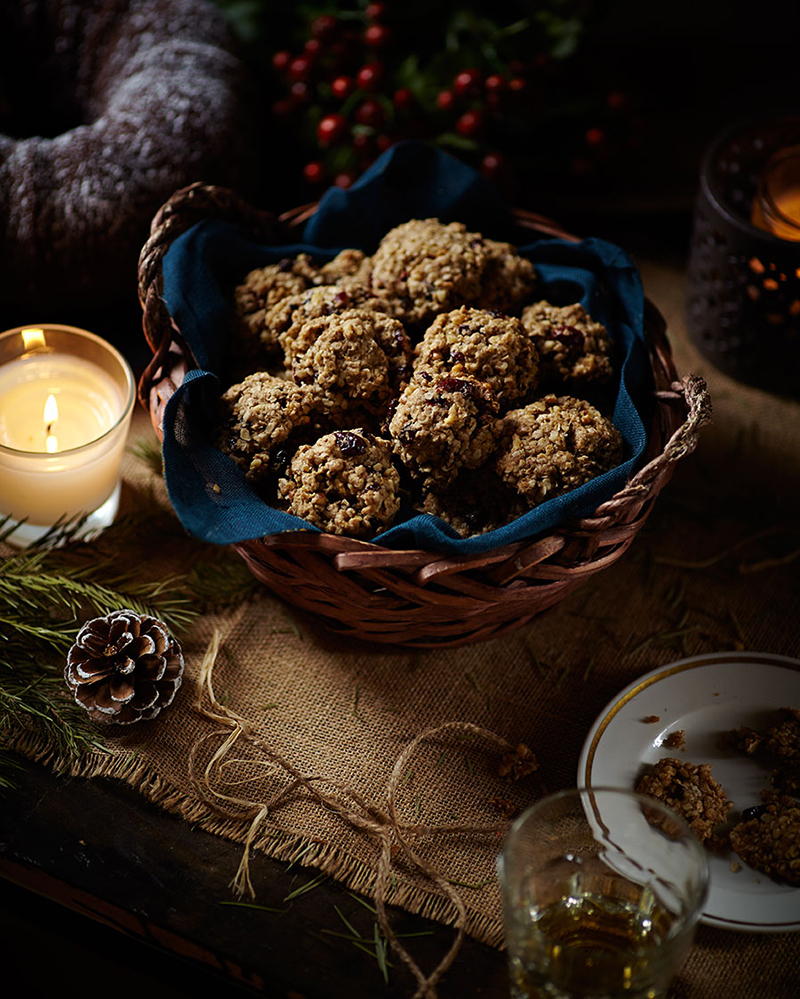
[497,787,709,999]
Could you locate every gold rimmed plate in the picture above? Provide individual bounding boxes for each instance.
[578,651,800,932]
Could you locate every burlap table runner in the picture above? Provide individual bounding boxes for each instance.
[8,261,800,997]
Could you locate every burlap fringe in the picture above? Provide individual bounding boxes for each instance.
[6,630,539,997]
[187,630,527,998]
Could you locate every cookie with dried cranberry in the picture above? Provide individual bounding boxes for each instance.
[414,306,538,404]
[495,395,622,506]
[388,374,501,489]
[477,239,538,312]
[233,255,319,355]
[370,218,488,325]
[277,429,400,537]
[265,283,387,356]
[729,791,800,886]
[635,757,732,847]
[216,371,321,482]
[286,309,410,416]
[521,301,614,387]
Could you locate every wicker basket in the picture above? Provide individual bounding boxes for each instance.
[138,183,711,648]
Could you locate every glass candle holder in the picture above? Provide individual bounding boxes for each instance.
[751,144,800,241]
[0,325,136,546]
[685,115,800,396]
[498,787,709,999]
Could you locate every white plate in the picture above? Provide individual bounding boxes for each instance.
[578,651,800,932]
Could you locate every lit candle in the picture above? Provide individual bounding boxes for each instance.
[751,144,800,241]
[0,325,135,545]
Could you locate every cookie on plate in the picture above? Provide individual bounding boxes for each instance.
[635,757,732,848]
[729,791,800,886]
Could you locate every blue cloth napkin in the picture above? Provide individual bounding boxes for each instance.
[159,141,650,554]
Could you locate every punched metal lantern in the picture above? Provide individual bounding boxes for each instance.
[686,116,800,396]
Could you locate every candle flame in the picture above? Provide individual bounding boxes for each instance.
[44,394,59,452]
[22,328,46,351]
[44,394,59,426]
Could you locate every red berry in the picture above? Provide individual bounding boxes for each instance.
[480,151,505,178]
[303,161,325,184]
[272,50,291,74]
[375,134,392,153]
[607,90,627,110]
[304,38,322,59]
[484,74,505,94]
[288,56,312,80]
[365,2,385,19]
[508,77,527,94]
[456,109,483,137]
[317,113,348,146]
[453,68,482,96]
[290,81,310,103]
[585,127,605,146]
[356,61,383,91]
[436,89,455,111]
[355,99,384,127]
[353,132,373,152]
[393,87,414,111]
[331,75,355,99]
[364,24,391,47]
[334,172,355,189]
[311,14,337,39]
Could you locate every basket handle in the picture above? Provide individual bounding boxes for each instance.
[136,183,283,409]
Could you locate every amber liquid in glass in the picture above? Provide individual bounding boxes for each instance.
[509,889,676,999]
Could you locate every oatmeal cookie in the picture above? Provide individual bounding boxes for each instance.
[314,248,372,286]
[277,430,400,537]
[414,306,538,403]
[495,395,622,505]
[233,255,319,354]
[216,372,321,482]
[477,239,538,312]
[729,791,800,886]
[728,707,800,800]
[635,757,732,847]
[370,218,488,325]
[521,301,614,386]
[388,375,501,488]
[264,283,386,355]
[286,309,410,415]
[418,466,526,537]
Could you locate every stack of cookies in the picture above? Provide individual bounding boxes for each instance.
[215,218,622,540]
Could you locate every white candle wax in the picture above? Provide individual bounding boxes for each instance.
[0,326,135,539]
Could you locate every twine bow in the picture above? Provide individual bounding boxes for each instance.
[188,631,542,999]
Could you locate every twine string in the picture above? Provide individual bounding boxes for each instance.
[188,632,527,999]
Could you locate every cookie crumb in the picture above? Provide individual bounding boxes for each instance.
[663,729,686,750]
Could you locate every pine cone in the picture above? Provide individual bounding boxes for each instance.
[65,609,184,725]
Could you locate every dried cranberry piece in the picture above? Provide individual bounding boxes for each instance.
[742,804,768,822]
[335,431,368,456]
[552,325,585,353]
[278,258,293,272]
[436,376,474,397]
